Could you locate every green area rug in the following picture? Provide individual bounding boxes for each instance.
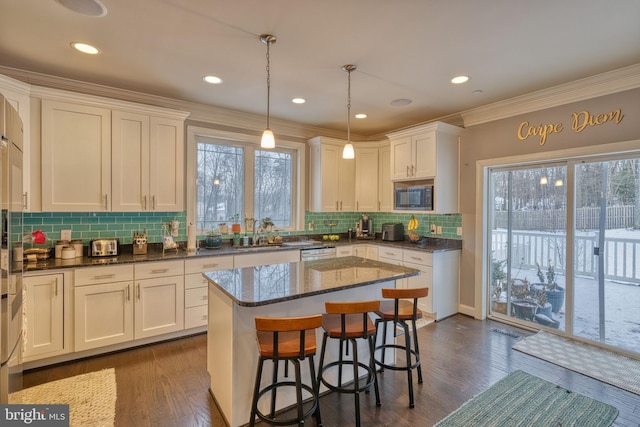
[434,370,618,427]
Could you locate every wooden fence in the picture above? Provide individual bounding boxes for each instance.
[493,205,637,231]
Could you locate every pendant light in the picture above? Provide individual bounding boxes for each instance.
[342,64,356,159]
[260,34,276,149]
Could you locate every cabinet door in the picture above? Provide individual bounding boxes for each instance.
[24,274,64,359]
[338,154,355,212]
[111,111,149,211]
[378,146,393,211]
[355,148,379,211]
[319,145,341,211]
[74,281,134,351]
[134,275,184,339]
[149,117,184,211]
[337,245,353,258]
[390,136,413,180]
[41,100,111,211]
[413,131,436,178]
[403,261,433,315]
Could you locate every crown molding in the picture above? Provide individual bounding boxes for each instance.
[460,63,640,127]
[0,65,358,141]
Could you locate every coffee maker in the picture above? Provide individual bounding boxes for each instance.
[357,215,373,239]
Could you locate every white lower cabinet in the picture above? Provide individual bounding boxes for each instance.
[134,260,184,339]
[74,265,135,352]
[354,244,378,260]
[379,247,459,321]
[74,261,185,352]
[184,256,233,329]
[336,245,354,258]
[23,273,66,360]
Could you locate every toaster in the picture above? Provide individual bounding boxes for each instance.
[381,223,404,241]
[90,238,119,257]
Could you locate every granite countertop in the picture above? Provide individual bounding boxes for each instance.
[18,236,461,273]
[203,256,421,307]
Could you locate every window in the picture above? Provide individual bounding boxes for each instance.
[187,126,303,233]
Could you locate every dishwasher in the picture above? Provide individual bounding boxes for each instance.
[300,247,337,261]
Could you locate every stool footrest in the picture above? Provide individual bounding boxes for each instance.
[319,360,376,394]
[254,382,319,426]
[374,344,421,371]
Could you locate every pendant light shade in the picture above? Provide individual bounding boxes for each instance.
[342,64,356,159]
[260,34,276,149]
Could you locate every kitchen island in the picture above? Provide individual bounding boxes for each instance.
[204,255,420,427]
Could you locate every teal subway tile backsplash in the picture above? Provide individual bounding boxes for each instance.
[304,211,461,240]
[23,211,188,245]
[22,210,460,246]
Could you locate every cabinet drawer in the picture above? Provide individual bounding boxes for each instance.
[403,250,432,266]
[185,272,209,289]
[185,287,208,308]
[135,260,184,279]
[336,246,353,257]
[185,256,234,274]
[378,247,403,262]
[75,264,134,286]
[185,305,208,329]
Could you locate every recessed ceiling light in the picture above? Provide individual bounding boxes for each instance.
[55,0,107,17]
[390,98,412,107]
[292,98,306,104]
[355,113,367,119]
[71,42,99,54]
[203,75,223,84]
[451,75,470,84]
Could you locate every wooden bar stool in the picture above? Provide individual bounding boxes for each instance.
[317,300,381,427]
[374,287,428,408]
[249,315,323,426]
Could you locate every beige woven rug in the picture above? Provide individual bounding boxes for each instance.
[514,331,640,395]
[9,368,117,427]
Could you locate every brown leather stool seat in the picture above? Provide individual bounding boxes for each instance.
[374,287,428,408]
[317,300,381,427]
[250,315,323,426]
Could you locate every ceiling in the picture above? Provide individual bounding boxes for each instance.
[1,0,640,138]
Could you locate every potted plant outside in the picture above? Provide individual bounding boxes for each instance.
[535,262,565,313]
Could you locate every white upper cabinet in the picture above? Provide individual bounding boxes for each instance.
[42,99,112,211]
[308,136,355,212]
[387,121,463,213]
[38,88,189,212]
[354,147,379,211]
[112,112,185,211]
[388,121,462,181]
[378,145,393,212]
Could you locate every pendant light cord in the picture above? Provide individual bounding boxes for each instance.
[265,40,271,129]
[347,67,351,144]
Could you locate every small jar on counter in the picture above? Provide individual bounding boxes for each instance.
[55,240,70,259]
[61,245,76,259]
[70,239,83,257]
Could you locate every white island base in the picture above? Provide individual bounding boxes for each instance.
[207,279,398,427]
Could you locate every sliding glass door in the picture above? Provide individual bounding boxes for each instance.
[488,154,640,356]
[488,164,567,331]
[572,157,640,354]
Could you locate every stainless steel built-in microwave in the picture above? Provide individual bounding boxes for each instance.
[395,185,433,210]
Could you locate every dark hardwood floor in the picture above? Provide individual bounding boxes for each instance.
[23,314,640,426]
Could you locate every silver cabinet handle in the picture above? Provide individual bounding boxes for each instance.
[340,201,343,210]
[23,192,28,210]
[202,263,219,269]
[136,283,140,300]
[152,195,156,210]
[407,165,410,177]
[54,277,58,296]
[143,195,147,210]
[127,284,131,301]
[150,268,170,274]
[104,194,109,210]
[93,274,116,280]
